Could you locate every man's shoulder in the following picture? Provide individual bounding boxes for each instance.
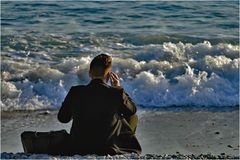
[65,85,84,94]
[108,85,125,97]
[109,85,123,91]
[70,85,86,90]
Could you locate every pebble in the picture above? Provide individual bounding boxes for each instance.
[39,110,50,115]
[227,145,233,148]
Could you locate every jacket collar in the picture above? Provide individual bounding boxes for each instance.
[89,78,106,85]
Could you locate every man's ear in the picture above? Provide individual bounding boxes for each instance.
[107,71,111,77]
[105,71,111,82]
[106,70,112,78]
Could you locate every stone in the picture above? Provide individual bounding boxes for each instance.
[227,145,233,148]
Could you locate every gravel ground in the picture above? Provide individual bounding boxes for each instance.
[1,152,239,159]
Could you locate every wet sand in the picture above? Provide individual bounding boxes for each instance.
[1,110,239,156]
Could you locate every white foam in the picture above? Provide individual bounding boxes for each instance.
[1,41,239,110]
[123,66,238,107]
[1,81,21,99]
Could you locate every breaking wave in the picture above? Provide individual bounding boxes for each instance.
[1,41,239,111]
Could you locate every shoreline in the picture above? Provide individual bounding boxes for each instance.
[1,109,239,156]
[2,104,239,113]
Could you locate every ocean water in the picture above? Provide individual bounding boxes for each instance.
[1,1,239,111]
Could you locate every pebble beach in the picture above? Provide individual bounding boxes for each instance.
[1,152,240,159]
[1,110,239,159]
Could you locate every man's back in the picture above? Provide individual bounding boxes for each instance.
[58,79,141,155]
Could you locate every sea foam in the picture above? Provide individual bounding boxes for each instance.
[1,41,239,111]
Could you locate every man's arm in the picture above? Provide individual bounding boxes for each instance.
[119,89,137,116]
[110,72,137,116]
[57,87,74,123]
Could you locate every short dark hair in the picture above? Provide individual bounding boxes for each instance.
[90,54,112,77]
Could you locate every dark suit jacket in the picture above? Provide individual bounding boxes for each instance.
[58,79,142,155]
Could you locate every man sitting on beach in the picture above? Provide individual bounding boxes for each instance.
[58,54,142,155]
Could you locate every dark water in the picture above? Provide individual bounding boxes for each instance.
[2,1,239,41]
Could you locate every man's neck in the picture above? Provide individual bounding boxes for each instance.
[91,77,106,83]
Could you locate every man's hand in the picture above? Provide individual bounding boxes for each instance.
[110,72,121,87]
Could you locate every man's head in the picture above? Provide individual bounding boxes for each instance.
[89,54,112,80]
